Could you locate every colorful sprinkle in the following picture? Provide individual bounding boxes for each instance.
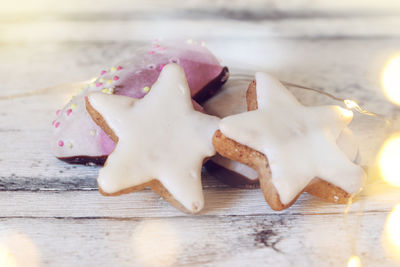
[55,122,60,128]
[67,142,73,149]
[96,82,103,87]
[143,86,150,93]
[148,51,155,55]
[106,79,113,85]
[113,76,119,81]
[90,130,96,136]
[102,87,115,95]
[117,66,123,71]
[70,104,77,110]
[66,109,72,116]
[52,120,55,126]
[110,66,117,72]
[159,64,165,70]
[56,109,61,116]
[99,78,104,82]
[100,70,107,75]
[58,140,64,147]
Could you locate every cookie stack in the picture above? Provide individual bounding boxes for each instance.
[52,41,365,214]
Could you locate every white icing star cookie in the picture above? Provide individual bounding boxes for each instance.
[214,72,366,209]
[86,64,220,213]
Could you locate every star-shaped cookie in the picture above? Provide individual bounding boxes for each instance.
[86,64,219,214]
[213,72,366,210]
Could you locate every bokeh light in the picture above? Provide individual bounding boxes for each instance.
[347,255,361,267]
[0,244,17,267]
[131,220,180,267]
[383,204,400,261]
[0,231,39,267]
[378,134,400,187]
[382,55,400,106]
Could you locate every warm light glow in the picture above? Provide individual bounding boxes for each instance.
[378,134,400,187]
[382,55,400,105]
[383,203,400,261]
[131,220,180,267]
[339,104,354,119]
[347,255,362,267]
[0,231,40,267]
[0,244,17,267]
[344,99,360,110]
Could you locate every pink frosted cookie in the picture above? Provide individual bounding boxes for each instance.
[52,40,229,165]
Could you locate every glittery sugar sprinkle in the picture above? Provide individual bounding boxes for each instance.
[143,86,150,93]
[58,140,64,147]
[102,87,114,95]
[100,70,107,75]
[110,66,117,72]
[117,66,123,71]
[106,79,113,85]
[113,76,120,81]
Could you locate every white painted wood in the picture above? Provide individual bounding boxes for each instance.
[0,1,400,266]
[0,182,398,218]
[0,212,397,267]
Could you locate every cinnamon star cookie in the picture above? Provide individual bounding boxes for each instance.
[86,64,219,214]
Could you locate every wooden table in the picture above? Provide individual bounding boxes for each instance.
[1,1,400,266]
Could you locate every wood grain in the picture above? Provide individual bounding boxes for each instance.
[0,1,400,266]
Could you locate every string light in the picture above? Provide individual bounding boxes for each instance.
[230,74,384,119]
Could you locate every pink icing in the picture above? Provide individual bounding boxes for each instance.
[52,40,227,162]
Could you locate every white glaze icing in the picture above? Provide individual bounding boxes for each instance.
[204,79,359,181]
[219,72,366,204]
[88,64,219,213]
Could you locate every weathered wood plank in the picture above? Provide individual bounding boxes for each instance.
[1,38,399,190]
[1,0,400,17]
[0,182,398,218]
[0,212,396,266]
[1,17,400,45]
